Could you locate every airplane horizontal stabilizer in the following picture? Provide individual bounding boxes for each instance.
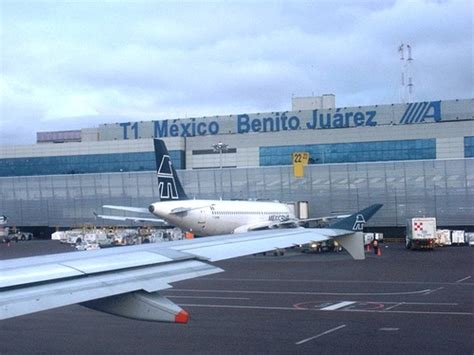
[94,213,166,224]
[102,205,151,214]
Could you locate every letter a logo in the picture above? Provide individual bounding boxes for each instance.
[352,214,366,231]
[157,155,179,200]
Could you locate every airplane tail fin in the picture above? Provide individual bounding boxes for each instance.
[329,204,383,232]
[154,139,188,201]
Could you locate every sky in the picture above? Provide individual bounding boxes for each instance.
[0,0,472,145]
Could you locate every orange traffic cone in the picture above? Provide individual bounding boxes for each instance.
[365,243,371,252]
[377,245,382,256]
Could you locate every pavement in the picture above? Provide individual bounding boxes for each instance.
[1,240,473,354]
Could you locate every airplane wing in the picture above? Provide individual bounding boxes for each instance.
[0,228,352,322]
[0,204,382,323]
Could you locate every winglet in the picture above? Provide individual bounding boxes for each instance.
[329,204,383,231]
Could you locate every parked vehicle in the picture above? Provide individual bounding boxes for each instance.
[303,239,342,253]
[451,230,466,245]
[406,217,436,250]
[435,229,451,246]
[2,231,34,243]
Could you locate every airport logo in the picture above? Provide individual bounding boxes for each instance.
[352,214,366,231]
[399,101,441,124]
[157,155,179,200]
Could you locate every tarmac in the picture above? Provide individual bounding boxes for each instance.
[1,240,473,354]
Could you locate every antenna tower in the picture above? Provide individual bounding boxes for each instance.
[399,43,414,103]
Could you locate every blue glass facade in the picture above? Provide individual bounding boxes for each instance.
[0,150,184,177]
[464,136,474,158]
[260,139,436,166]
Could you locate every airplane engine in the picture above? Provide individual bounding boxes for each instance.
[82,291,189,323]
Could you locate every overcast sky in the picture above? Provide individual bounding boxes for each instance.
[1,0,472,145]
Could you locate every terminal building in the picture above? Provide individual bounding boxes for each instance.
[0,96,473,237]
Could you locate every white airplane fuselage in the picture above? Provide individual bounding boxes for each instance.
[149,199,294,236]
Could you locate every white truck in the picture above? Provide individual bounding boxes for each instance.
[406,217,436,250]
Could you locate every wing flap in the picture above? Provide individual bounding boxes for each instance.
[0,264,84,289]
[0,260,222,320]
[2,251,173,288]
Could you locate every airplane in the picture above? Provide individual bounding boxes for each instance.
[0,203,382,322]
[97,139,350,236]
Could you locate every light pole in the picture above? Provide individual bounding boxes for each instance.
[212,141,228,198]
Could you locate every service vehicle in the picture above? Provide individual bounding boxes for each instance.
[435,229,451,246]
[406,217,436,250]
[2,230,34,243]
[302,239,342,253]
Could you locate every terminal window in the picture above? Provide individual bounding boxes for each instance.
[259,139,436,166]
[464,136,474,158]
[0,150,185,177]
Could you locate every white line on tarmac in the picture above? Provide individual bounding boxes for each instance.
[296,301,460,310]
[456,276,472,283]
[200,277,473,286]
[168,296,250,300]
[177,303,474,316]
[423,287,444,295]
[384,301,458,305]
[383,303,403,311]
[348,309,473,316]
[168,288,433,296]
[379,328,399,331]
[295,324,347,345]
[321,301,355,311]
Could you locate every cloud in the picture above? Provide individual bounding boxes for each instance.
[0,0,472,145]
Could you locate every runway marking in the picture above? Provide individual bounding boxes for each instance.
[168,296,250,300]
[321,301,355,311]
[169,288,434,296]
[295,324,346,345]
[455,276,472,283]
[379,328,399,331]
[423,287,444,295]
[177,303,474,316]
[348,309,473,316]
[200,277,474,286]
[382,301,458,306]
[295,300,460,311]
[382,303,403,311]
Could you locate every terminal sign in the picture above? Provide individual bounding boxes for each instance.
[293,152,309,178]
[117,100,442,140]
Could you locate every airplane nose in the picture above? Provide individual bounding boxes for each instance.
[148,204,155,213]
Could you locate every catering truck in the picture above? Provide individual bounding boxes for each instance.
[406,217,436,250]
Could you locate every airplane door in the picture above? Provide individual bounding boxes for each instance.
[197,209,206,230]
